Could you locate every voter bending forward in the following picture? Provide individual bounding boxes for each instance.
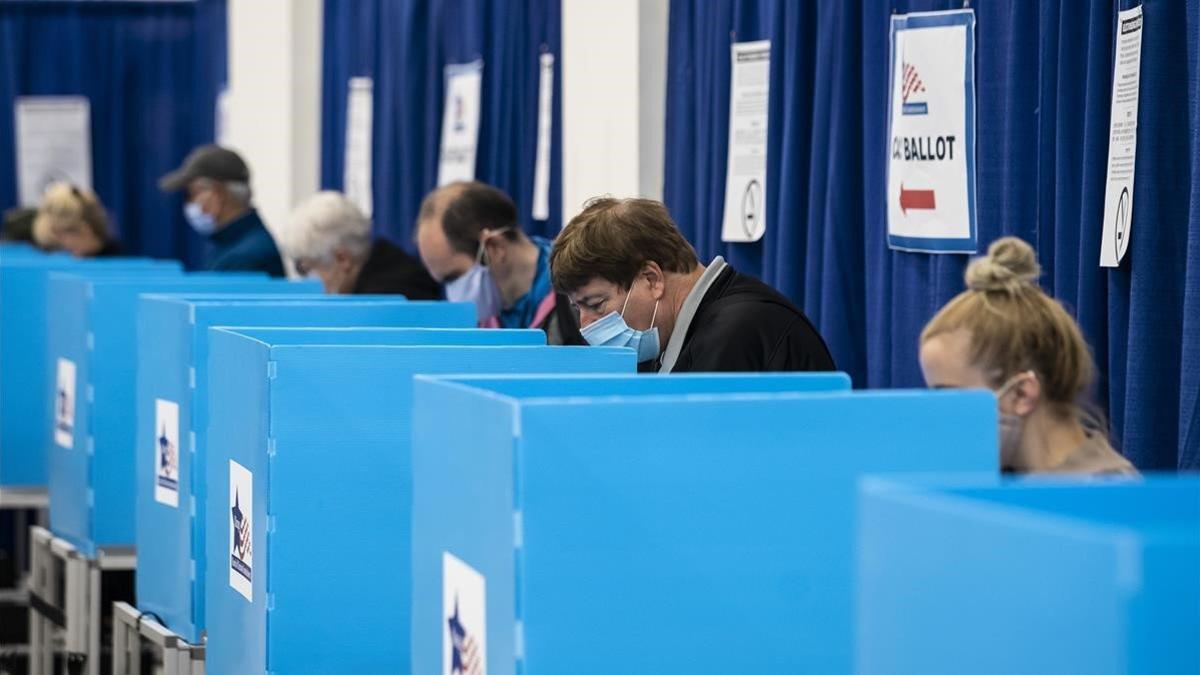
[551,197,835,373]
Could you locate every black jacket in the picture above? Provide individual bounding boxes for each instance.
[654,266,836,373]
[352,238,441,299]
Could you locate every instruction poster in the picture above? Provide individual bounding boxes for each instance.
[886,10,977,254]
[438,61,483,187]
[1099,5,1143,268]
[344,77,374,217]
[16,97,92,207]
[532,53,555,222]
[721,40,770,243]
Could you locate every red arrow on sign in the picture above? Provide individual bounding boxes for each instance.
[899,184,936,215]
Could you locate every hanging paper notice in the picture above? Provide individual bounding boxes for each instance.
[1099,6,1143,268]
[532,53,555,222]
[438,61,484,187]
[215,87,231,147]
[15,97,93,207]
[886,10,977,254]
[721,40,770,243]
[344,77,374,217]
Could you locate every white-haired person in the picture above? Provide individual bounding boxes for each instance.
[33,182,121,257]
[284,191,440,298]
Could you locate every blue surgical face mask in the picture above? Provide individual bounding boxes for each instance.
[443,240,503,323]
[184,201,217,236]
[580,282,660,363]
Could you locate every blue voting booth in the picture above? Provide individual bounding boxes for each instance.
[203,331,635,674]
[44,275,319,555]
[409,375,997,675]
[135,297,477,644]
[855,475,1200,675]
[0,256,179,487]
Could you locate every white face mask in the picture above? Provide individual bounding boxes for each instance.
[442,232,505,323]
[995,371,1034,471]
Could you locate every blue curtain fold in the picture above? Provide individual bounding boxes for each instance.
[321,0,562,254]
[0,0,227,269]
[666,0,1200,470]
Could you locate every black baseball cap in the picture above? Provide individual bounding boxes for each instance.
[159,145,251,191]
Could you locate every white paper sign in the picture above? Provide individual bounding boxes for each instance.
[53,358,76,449]
[1100,6,1143,268]
[532,53,555,222]
[16,97,93,207]
[438,61,484,187]
[229,460,254,602]
[344,77,374,217]
[215,87,231,147]
[721,40,770,243]
[886,10,977,253]
[154,399,180,508]
[443,552,486,675]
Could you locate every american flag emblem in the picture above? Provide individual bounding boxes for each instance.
[56,389,72,433]
[447,597,482,675]
[230,490,252,581]
[901,61,928,115]
[157,426,178,486]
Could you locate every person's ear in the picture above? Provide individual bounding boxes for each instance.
[333,247,354,270]
[641,262,666,301]
[481,230,507,265]
[1010,371,1041,417]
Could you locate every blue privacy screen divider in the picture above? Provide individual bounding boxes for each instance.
[135,297,476,644]
[409,375,994,675]
[203,332,635,675]
[0,256,179,486]
[856,475,1200,675]
[44,274,318,555]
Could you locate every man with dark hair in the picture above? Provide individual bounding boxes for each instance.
[415,181,583,345]
[551,197,835,373]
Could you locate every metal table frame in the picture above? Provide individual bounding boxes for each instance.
[27,526,135,675]
[111,601,205,675]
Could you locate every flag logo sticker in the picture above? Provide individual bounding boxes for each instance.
[443,552,486,675]
[229,460,253,601]
[53,358,76,448]
[154,399,180,507]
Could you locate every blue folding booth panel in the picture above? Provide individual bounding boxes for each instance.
[0,257,179,486]
[136,298,476,643]
[410,377,995,675]
[45,275,319,554]
[204,336,636,675]
[856,475,1200,675]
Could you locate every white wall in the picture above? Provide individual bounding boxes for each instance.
[561,0,669,223]
[224,0,322,243]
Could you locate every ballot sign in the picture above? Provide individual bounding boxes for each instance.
[154,398,180,507]
[886,10,978,254]
[443,551,487,675]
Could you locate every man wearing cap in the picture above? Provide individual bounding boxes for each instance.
[160,145,285,276]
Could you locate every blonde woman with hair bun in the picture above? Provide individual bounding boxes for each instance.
[32,182,120,257]
[919,236,1136,475]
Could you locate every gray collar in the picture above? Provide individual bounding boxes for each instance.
[658,257,728,373]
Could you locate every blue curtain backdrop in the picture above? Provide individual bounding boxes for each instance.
[321,0,562,252]
[0,0,226,268]
[665,0,1200,471]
